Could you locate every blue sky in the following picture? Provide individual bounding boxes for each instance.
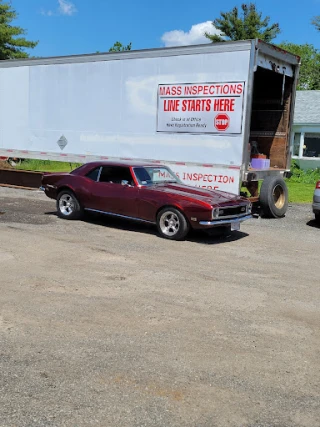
[12,0,320,57]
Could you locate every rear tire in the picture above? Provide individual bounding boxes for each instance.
[157,207,189,240]
[315,213,320,223]
[57,190,83,220]
[260,176,288,218]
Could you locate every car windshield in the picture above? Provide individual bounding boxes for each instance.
[133,166,181,186]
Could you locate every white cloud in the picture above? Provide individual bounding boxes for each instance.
[40,8,54,16]
[58,0,77,16]
[41,0,77,17]
[161,21,221,47]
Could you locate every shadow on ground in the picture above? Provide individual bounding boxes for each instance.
[306,218,320,229]
[44,211,249,245]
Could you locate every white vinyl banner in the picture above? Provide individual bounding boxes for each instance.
[162,163,240,194]
[157,82,245,134]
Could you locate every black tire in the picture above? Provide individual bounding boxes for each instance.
[260,176,288,218]
[315,213,320,223]
[156,207,189,240]
[56,190,83,220]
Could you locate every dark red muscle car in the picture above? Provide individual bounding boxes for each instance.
[41,161,252,240]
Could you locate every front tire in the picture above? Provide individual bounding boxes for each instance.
[260,176,288,218]
[315,213,320,223]
[57,190,83,220]
[157,207,189,240]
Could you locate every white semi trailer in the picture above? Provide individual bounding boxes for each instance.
[0,39,300,216]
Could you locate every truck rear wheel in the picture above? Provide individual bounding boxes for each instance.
[260,176,288,218]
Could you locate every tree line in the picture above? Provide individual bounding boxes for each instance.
[0,0,319,90]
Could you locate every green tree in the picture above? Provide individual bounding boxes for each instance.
[278,42,320,90]
[205,3,280,43]
[109,41,132,52]
[0,0,38,59]
[312,16,320,31]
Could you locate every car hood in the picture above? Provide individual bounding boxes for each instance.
[147,183,247,206]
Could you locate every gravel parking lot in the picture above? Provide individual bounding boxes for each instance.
[0,187,319,427]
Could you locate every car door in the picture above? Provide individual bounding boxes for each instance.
[88,166,139,218]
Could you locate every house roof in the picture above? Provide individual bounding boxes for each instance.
[294,91,320,125]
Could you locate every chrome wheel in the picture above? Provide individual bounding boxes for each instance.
[159,211,180,237]
[59,194,75,216]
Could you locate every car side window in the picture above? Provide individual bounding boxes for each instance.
[86,167,101,182]
[99,167,134,185]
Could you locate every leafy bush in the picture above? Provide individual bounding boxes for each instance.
[289,160,320,184]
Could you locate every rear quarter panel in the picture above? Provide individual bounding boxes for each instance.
[42,173,92,206]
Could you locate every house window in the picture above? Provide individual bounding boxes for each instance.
[303,133,320,158]
[293,133,301,157]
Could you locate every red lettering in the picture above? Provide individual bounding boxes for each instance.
[182,100,187,112]
[182,99,211,112]
[223,85,229,94]
[213,98,235,112]
[159,86,182,96]
[181,171,234,187]
[229,84,237,95]
[163,99,180,111]
[237,83,243,94]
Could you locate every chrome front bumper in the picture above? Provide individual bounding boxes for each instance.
[199,214,252,227]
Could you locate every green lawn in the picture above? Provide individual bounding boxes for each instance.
[16,159,82,173]
[286,181,315,204]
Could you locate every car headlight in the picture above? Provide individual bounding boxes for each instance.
[212,208,219,219]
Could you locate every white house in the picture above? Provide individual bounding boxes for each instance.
[292,91,320,169]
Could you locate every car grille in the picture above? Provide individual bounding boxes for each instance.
[217,205,248,218]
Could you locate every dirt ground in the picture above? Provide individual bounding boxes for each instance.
[0,187,319,427]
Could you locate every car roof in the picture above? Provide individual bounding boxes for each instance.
[72,160,168,175]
